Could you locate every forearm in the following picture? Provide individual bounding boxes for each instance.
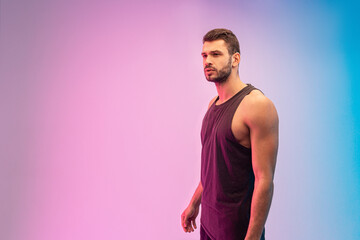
[189,182,203,208]
[245,179,274,240]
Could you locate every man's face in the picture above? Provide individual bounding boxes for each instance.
[201,40,233,83]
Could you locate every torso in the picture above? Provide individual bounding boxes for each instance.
[201,86,266,240]
[208,87,264,149]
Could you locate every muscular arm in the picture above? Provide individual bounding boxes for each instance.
[244,95,279,240]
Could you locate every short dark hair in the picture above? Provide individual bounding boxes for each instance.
[203,28,240,55]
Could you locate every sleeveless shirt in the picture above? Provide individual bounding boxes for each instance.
[200,84,265,240]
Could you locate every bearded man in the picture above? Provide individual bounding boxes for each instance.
[181,28,279,240]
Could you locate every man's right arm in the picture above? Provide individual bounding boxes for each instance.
[181,96,216,233]
[190,181,203,208]
[181,182,203,232]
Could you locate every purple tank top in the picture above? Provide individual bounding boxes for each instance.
[200,84,265,240]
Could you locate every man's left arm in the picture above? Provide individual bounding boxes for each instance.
[244,95,279,240]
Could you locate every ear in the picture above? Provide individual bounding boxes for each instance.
[232,52,240,68]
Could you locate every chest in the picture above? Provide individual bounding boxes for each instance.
[201,103,250,149]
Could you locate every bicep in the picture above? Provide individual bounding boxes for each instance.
[248,99,279,180]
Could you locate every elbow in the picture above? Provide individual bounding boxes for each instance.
[254,177,274,192]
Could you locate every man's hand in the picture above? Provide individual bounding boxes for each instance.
[181,204,199,233]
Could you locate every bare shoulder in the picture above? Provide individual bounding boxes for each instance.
[242,90,279,128]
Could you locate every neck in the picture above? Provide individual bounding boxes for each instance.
[215,71,247,104]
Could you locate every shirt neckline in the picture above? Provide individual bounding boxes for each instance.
[213,84,251,108]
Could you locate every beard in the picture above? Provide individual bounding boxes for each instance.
[205,58,232,83]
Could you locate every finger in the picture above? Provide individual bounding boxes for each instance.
[184,218,188,228]
[188,223,194,232]
[184,221,190,232]
[184,219,189,231]
[182,214,187,226]
[183,222,188,232]
[192,219,197,229]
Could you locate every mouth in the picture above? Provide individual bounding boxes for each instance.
[205,68,215,72]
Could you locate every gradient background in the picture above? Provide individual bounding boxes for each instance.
[1,0,359,239]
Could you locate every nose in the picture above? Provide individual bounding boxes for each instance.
[204,56,213,68]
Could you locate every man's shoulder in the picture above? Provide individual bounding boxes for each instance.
[242,89,278,127]
[243,89,270,107]
[207,96,218,109]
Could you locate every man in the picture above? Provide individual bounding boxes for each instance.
[181,28,279,240]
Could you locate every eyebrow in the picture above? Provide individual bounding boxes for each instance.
[201,50,223,55]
